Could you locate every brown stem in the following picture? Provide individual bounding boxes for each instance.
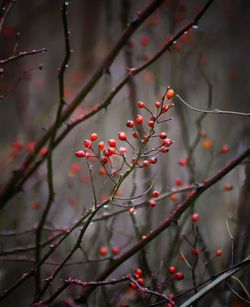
[0,48,47,65]
[34,0,72,295]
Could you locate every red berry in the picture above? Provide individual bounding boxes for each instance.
[134,273,140,280]
[148,200,156,207]
[133,132,139,139]
[152,190,160,198]
[167,293,175,300]
[161,146,169,153]
[75,150,85,158]
[11,140,23,150]
[140,35,149,47]
[127,120,134,128]
[112,168,119,176]
[149,157,157,164]
[31,201,40,209]
[40,147,48,156]
[118,132,127,141]
[98,141,105,151]
[111,246,120,255]
[192,248,200,256]
[215,248,223,257]
[85,152,91,159]
[137,101,145,108]
[138,278,145,286]
[220,145,230,154]
[103,150,109,157]
[175,179,183,186]
[162,138,173,146]
[167,89,175,99]
[100,157,109,164]
[129,207,135,214]
[84,139,92,148]
[131,159,138,165]
[178,158,188,167]
[99,167,106,176]
[148,120,155,128]
[99,247,108,256]
[26,142,36,153]
[170,193,178,202]
[136,115,144,124]
[119,146,127,153]
[130,282,137,290]
[108,147,116,156]
[192,213,200,222]
[135,268,143,277]
[160,132,167,139]
[108,139,116,147]
[162,104,170,112]
[224,183,233,191]
[168,266,176,274]
[155,101,161,108]
[174,272,184,280]
[90,133,98,141]
[142,160,150,167]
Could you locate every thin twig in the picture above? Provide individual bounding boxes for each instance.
[230,276,250,301]
[86,159,98,208]
[0,48,47,65]
[0,232,63,257]
[0,256,110,266]
[176,94,250,117]
[226,219,234,265]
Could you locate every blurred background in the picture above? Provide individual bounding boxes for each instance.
[0,0,250,306]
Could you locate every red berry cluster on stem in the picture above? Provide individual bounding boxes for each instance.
[74,89,175,181]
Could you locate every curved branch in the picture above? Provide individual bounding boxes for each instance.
[176,95,250,117]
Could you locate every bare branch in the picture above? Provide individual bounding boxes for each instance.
[0,48,47,65]
[176,95,250,117]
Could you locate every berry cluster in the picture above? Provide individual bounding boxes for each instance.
[75,89,175,181]
[130,268,145,289]
[168,266,184,281]
[99,246,120,256]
